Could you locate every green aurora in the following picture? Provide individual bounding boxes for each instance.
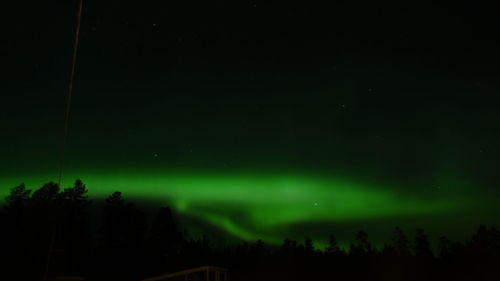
[3,4,500,249]
[0,168,481,247]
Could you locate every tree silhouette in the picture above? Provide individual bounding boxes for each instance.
[53,180,92,276]
[411,228,434,281]
[325,234,340,255]
[414,228,433,258]
[350,230,372,256]
[469,224,500,258]
[29,182,61,280]
[438,236,453,258]
[250,239,267,259]
[466,225,500,280]
[99,191,147,247]
[181,235,212,269]
[93,191,147,281]
[3,184,33,280]
[392,226,411,257]
[31,182,60,203]
[304,236,314,255]
[5,184,31,211]
[60,179,91,209]
[3,181,500,281]
[279,237,298,257]
[145,206,183,274]
[3,181,92,280]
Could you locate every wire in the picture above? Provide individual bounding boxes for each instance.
[44,1,84,280]
[58,0,84,187]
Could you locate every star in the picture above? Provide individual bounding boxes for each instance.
[153,153,159,158]
[313,202,319,206]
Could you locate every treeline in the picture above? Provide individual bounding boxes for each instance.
[0,180,499,281]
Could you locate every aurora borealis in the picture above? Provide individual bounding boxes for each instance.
[2,2,500,247]
[0,168,492,247]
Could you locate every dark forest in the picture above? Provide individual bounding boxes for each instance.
[3,2,500,281]
[2,180,499,281]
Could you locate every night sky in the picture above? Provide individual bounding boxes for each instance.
[2,1,500,247]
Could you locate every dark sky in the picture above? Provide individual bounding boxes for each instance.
[2,1,500,246]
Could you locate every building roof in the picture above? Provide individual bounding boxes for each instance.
[141,266,228,281]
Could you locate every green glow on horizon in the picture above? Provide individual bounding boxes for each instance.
[0,170,465,245]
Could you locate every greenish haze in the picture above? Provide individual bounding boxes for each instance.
[0,169,469,246]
